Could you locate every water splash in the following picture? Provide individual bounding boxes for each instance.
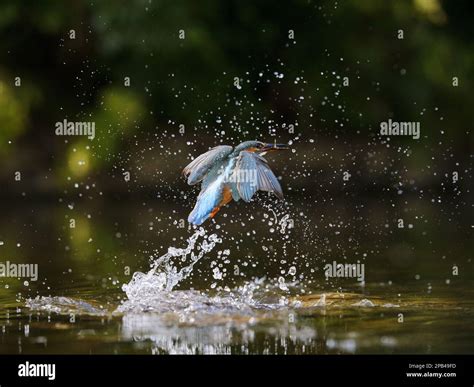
[119,228,222,312]
[24,225,379,355]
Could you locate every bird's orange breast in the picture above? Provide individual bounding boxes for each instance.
[220,185,233,206]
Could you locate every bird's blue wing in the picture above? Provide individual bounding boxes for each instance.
[230,182,241,201]
[183,145,233,185]
[235,151,283,202]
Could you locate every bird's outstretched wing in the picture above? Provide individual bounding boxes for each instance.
[183,145,233,185]
[234,151,283,202]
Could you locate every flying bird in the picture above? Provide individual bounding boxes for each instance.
[183,141,289,225]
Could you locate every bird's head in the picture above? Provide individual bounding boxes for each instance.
[235,140,289,155]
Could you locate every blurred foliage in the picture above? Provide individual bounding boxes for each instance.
[0,0,472,190]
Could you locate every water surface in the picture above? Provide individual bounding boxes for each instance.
[0,199,472,354]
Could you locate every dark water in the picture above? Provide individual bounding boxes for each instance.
[0,198,472,354]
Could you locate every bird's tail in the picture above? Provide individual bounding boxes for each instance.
[188,207,209,226]
[188,190,218,225]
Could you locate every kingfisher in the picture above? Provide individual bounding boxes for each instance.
[183,141,289,225]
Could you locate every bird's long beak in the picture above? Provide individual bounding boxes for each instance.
[260,143,290,153]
